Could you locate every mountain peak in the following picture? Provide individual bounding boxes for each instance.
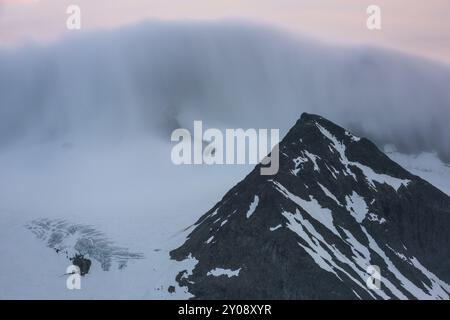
[288,112,359,146]
[299,112,323,122]
[278,112,411,182]
[170,113,450,300]
[297,112,341,129]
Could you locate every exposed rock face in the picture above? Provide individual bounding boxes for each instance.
[71,254,92,276]
[171,113,450,299]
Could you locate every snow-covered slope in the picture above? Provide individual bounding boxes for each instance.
[385,147,450,197]
[0,139,252,299]
[0,210,195,299]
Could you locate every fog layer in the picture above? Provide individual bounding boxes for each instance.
[1,21,450,159]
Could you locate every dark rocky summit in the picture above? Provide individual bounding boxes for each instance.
[171,113,450,299]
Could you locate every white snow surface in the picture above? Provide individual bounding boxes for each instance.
[303,151,321,172]
[0,139,252,299]
[386,148,450,196]
[318,183,340,204]
[273,181,340,237]
[270,224,282,231]
[207,268,241,278]
[345,191,369,223]
[316,123,410,191]
[246,195,260,219]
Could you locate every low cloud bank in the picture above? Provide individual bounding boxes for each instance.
[1,21,449,161]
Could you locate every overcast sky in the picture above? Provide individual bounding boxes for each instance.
[1,0,449,64]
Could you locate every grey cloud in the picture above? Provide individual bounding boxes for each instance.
[0,20,449,161]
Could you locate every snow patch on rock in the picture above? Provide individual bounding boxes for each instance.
[207,268,241,278]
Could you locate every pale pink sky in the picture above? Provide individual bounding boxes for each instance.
[1,0,450,64]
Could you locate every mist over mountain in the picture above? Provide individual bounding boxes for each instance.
[1,20,450,300]
[1,21,450,161]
